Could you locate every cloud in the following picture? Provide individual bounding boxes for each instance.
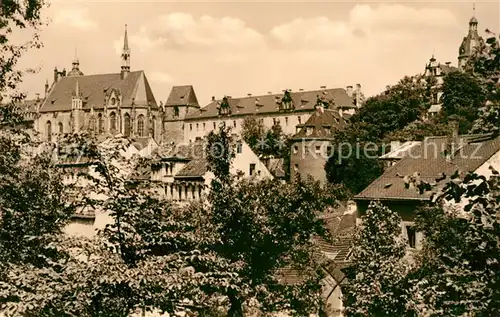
[123,12,266,53]
[53,6,97,30]
[149,71,174,84]
[270,4,460,50]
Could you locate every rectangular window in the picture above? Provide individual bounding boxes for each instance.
[285,117,288,125]
[196,123,199,131]
[406,226,416,248]
[326,146,332,156]
[249,163,256,176]
[273,118,277,125]
[293,164,299,171]
[237,142,243,154]
[315,145,321,154]
[233,120,237,128]
[293,145,298,154]
[190,124,193,131]
[213,122,216,130]
[203,122,206,130]
[298,116,301,124]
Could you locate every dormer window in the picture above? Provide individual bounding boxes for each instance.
[280,90,294,111]
[218,96,231,116]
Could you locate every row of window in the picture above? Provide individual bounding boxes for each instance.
[45,112,156,142]
[292,144,333,155]
[186,116,303,133]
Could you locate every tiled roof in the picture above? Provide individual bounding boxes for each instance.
[184,88,355,121]
[292,108,348,140]
[439,64,459,74]
[355,134,500,201]
[175,159,208,178]
[428,104,442,113]
[39,71,157,113]
[379,141,421,160]
[165,85,199,107]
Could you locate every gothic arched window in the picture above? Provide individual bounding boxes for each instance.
[110,112,117,133]
[124,113,131,137]
[137,114,145,137]
[46,121,52,142]
[58,122,63,134]
[151,116,156,139]
[98,113,104,133]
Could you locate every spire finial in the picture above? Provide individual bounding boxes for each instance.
[473,2,476,16]
[123,24,129,51]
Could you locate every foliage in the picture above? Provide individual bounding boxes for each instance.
[324,139,384,195]
[469,31,500,135]
[205,125,340,316]
[241,117,291,160]
[349,75,429,141]
[440,71,486,133]
[386,120,450,142]
[411,172,500,316]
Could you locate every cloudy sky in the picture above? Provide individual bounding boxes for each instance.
[15,0,500,106]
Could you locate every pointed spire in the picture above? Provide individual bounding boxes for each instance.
[123,24,129,51]
[121,24,131,78]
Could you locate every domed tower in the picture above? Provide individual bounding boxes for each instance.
[458,5,484,70]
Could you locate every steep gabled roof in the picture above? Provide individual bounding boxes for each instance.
[355,134,500,201]
[39,71,157,113]
[292,108,348,140]
[184,88,355,121]
[165,85,199,107]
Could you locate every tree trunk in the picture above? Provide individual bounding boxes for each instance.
[227,292,243,317]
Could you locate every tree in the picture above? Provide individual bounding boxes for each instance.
[350,75,430,141]
[410,172,500,316]
[240,117,290,160]
[205,125,341,316]
[385,120,450,142]
[342,201,416,317]
[240,116,264,153]
[324,139,384,195]
[440,71,486,133]
[469,30,500,135]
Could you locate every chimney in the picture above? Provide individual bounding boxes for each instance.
[355,84,362,108]
[35,93,40,101]
[211,96,215,101]
[445,61,451,66]
[247,93,252,97]
[267,91,272,95]
[320,85,326,89]
[61,68,66,77]
[299,88,304,92]
[53,67,58,83]
[346,85,353,97]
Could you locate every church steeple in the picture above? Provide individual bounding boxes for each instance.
[458,4,483,70]
[121,24,131,79]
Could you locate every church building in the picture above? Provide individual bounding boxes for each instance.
[36,25,162,144]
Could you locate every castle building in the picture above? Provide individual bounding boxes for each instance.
[163,85,362,144]
[36,25,162,143]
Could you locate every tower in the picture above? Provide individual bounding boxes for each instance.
[458,4,484,69]
[71,80,84,133]
[68,48,84,77]
[121,24,131,79]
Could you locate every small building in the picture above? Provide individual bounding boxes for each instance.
[149,137,273,203]
[354,132,500,250]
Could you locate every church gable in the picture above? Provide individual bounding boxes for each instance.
[39,71,157,113]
